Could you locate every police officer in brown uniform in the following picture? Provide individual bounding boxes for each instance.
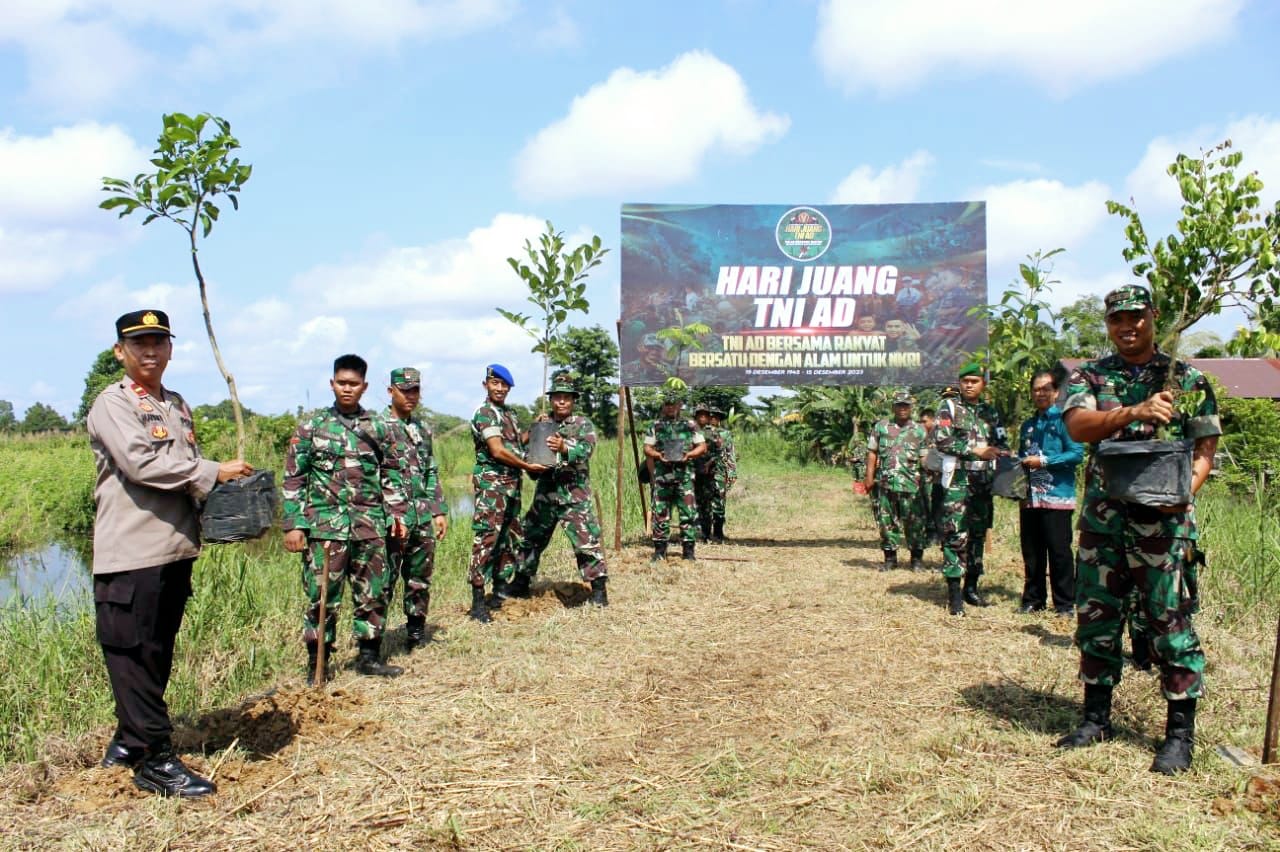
[86,309,252,798]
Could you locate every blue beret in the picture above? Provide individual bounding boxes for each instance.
[485,363,515,386]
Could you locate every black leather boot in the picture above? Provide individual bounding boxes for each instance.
[489,573,509,608]
[356,637,403,677]
[305,641,335,686]
[468,585,492,624]
[650,541,668,565]
[133,746,217,798]
[682,541,696,561]
[909,548,924,572]
[712,518,726,543]
[101,733,143,768]
[405,615,428,650]
[962,572,990,607]
[1056,684,1114,748]
[881,550,898,572]
[590,576,608,607]
[1150,698,1196,774]
[507,572,532,599]
[947,577,965,616]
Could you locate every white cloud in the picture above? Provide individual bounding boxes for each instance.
[830,150,935,203]
[514,50,789,200]
[976,178,1111,264]
[0,123,150,293]
[533,7,581,50]
[814,0,1243,96]
[0,0,516,109]
[1125,114,1280,209]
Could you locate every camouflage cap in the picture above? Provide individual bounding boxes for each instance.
[891,389,914,406]
[709,406,726,418]
[390,367,420,389]
[548,371,578,395]
[661,387,687,405]
[693,402,711,415]
[1104,284,1154,316]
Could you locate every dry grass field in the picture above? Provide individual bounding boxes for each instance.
[2,466,1278,850]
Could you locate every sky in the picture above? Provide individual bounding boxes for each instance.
[1,0,1278,420]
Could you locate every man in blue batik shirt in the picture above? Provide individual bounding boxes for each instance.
[1018,370,1084,615]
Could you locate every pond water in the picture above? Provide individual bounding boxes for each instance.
[0,541,92,608]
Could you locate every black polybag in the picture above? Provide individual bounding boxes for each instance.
[200,470,277,542]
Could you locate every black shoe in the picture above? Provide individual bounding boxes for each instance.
[590,576,608,608]
[1150,699,1196,775]
[101,736,143,769]
[1056,684,1113,749]
[133,751,217,798]
[963,575,990,607]
[405,615,430,650]
[305,642,335,686]
[712,519,726,543]
[880,550,898,572]
[355,638,403,677]
[682,541,696,561]
[650,541,668,565]
[947,578,965,616]
[909,549,924,572]
[489,573,509,608]
[507,572,532,599]
[1054,605,1075,617]
[1018,603,1045,614]
[468,585,492,624]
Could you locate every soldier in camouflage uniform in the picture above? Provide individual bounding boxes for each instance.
[383,368,449,649]
[918,406,940,545]
[862,390,928,571]
[283,353,408,680]
[509,372,609,606]
[958,364,1010,606]
[709,407,737,542]
[467,364,548,623]
[1056,285,1219,775]
[932,371,1005,615]
[643,388,707,561]
[692,403,723,543]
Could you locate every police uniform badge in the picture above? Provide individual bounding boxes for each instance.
[151,425,169,440]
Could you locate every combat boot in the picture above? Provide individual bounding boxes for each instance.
[962,572,990,607]
[650,541,668,565]
[880,550,898,572]
[101,733,143,769]
[1150,698,1196,775]
[305,641,335,686]
[355,638,403,677]
[1056,684,1114,749]
[712,518,726,543]
[133,745,216,798]
[590,576,608,607]
[909,548,925,572]
[946,577,965,616]
[506,572,532,599]
[682,541,696,561]
[405,615,429,650]
[489,573,508,608]
[468,585,492,624]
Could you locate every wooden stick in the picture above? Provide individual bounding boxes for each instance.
[1264,611,1280,764]
[614,352,625,553]
[314,541,331,690]
[624,385,649,528]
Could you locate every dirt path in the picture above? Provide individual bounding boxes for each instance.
[2,469,1276,850]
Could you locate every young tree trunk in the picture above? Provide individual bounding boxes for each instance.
[189,234,246,457]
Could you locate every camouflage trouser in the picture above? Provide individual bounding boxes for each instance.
[652,466,697,543]
[387,526,436,618]
[937,471,969,580]
[469,473,523,588]
[694,467,721,528]
[1075,531,1205,700]
[517,494,607,582]
[964,478,994,533]
[874,486,927,551]
[301,537,392,644]
[712,467,731,521]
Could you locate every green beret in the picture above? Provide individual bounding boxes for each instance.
[958,362,984,379]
